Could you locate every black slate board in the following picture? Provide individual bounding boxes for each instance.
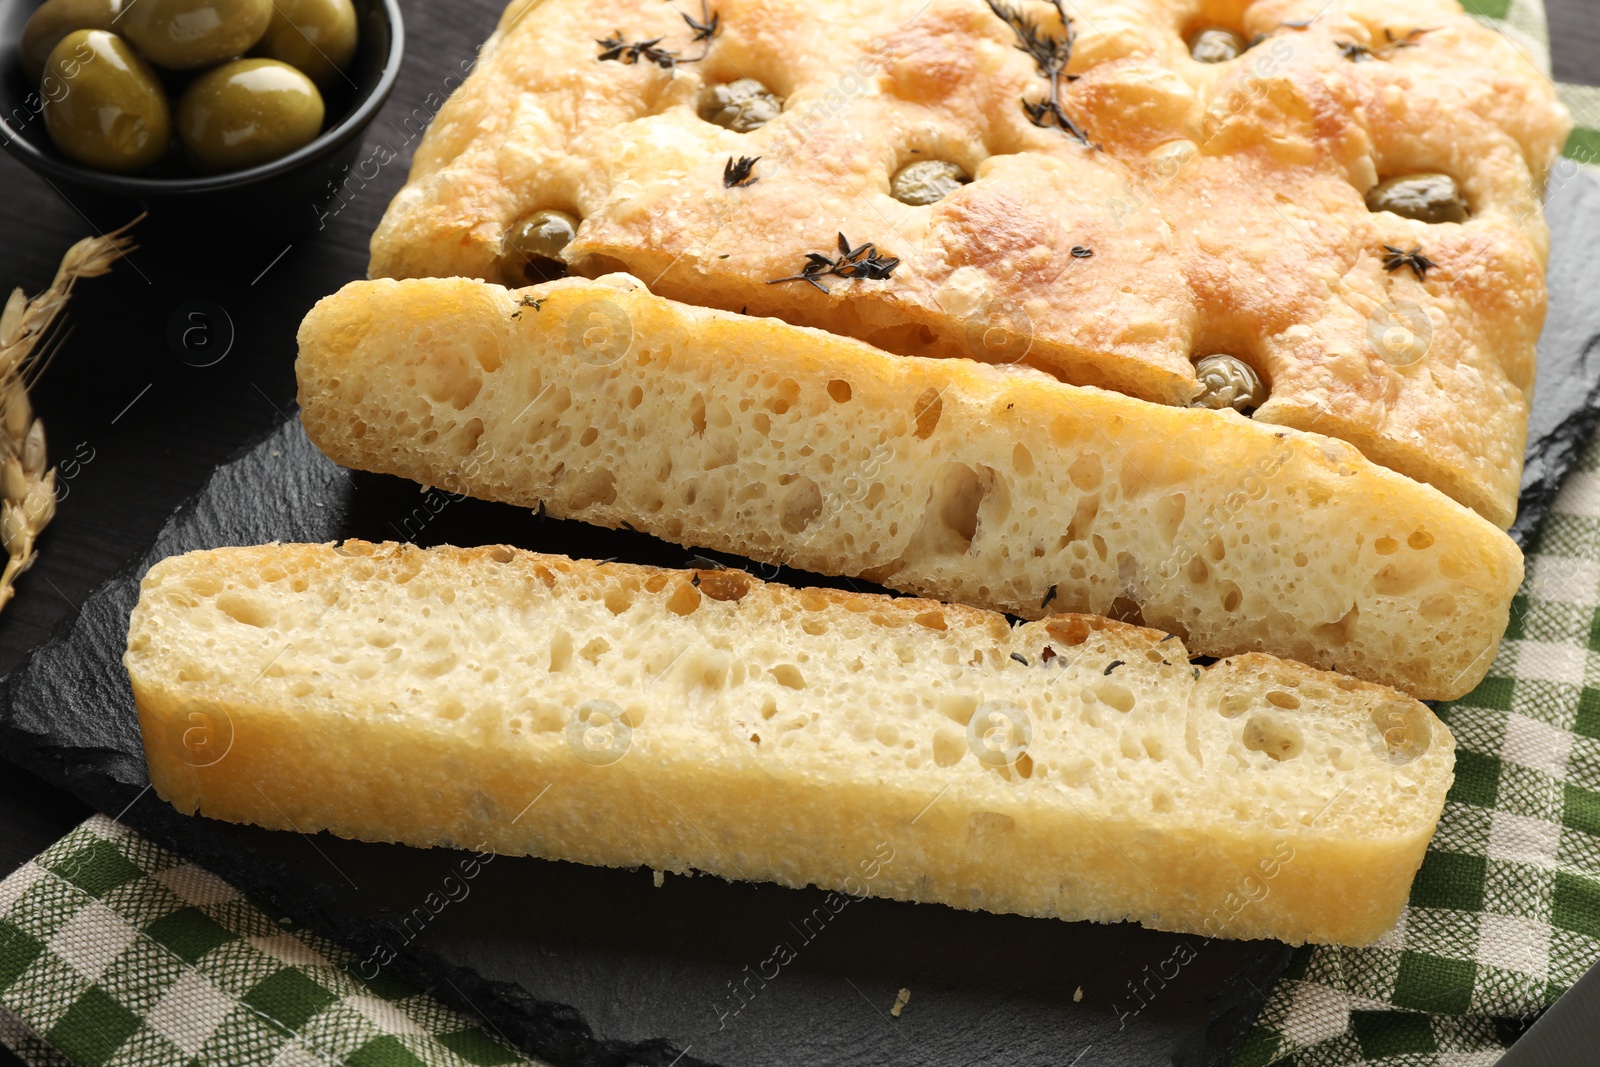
[4,74,1600,1067]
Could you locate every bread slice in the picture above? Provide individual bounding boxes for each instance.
[295,275,1522,701]
[127,540,1454,947]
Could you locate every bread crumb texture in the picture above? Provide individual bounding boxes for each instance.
[296,276,1522,700]
[127,541,1456,946]
[368,0,1571,527]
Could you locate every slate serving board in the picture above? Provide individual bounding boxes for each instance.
[4,35,1600,1067]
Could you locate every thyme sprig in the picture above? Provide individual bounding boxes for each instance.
[597,32,678,67]
[1382,244,1437,280]
[983,0,1096,146]
[767,233,900,293]
[723,155,760,188]
[597,0,720,69]
[1337,27,1431,62]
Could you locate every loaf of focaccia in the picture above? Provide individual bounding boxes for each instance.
[126,541,1455,947]
[295,275,1522,701]
[368,0,1569,527]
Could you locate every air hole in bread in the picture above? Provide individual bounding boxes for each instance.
[1096,682,1135,712]
[1420,593,1456,620]
[548,630,572,672]
[1375,536,1399,555]
[780,477,823,533]
[913,388,943,439]
[1372,563,1424,597]
[771,663,805,689]
[567,468,617,510]
[1370,700,1431,764]
[689,393,707,435]
[767,378,800,416]
[666,582,702,616]
[827,379,852,403]
[1408,529,1435,550]
[1011,443,1034,476]
[217,592,274,629]
[1266,690,1301,710]
[1219,581,1243,613]
[1108,596,1144,626]
[1242,714,1303,761]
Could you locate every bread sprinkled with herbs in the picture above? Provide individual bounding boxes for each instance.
[127,540,1454,947]
[295,275,1522,701]
[368,0,1569,528]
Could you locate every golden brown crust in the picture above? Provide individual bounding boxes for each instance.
[369,0,1568,528]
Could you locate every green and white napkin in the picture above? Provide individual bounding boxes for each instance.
[0,814,539,1067]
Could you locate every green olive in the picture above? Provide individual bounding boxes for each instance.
[700,78,782,133]
[120,0,272,70]
[1364,173,1468,224]
[177,58,324,172]
[890,160,969,206]
[1190,355,1267,414]
[501,210,579,285]
[1187,27,1245,63]
[253,0,358,89]
[19,0,123,85]
[42,30,170,173]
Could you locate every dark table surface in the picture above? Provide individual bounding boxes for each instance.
[1,0,1598,1064]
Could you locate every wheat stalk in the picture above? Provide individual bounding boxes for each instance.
[0,218,139,613]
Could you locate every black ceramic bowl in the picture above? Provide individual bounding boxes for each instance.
[0,0,403,248]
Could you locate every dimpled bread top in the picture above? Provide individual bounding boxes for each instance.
[368,0,1570,529]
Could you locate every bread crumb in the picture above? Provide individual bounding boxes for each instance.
[891,988,910,1018]
[652,870,664,888]
[1073,986,1083,1003]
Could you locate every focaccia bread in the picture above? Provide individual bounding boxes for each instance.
[127,540,1455,946]
[295,275,1523,700]
[368,0,1570,528]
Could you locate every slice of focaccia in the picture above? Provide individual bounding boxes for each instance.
[295,275,1522,701]
[127,541,1455,947]
[368,0,1569,527]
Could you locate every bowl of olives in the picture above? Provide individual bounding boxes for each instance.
[0,0,402,244]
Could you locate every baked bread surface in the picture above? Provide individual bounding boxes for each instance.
[295,275,1523,701]
[368,0,1570,527]
[127,540,1455,946]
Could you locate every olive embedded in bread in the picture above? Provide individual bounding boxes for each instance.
[890,160,970,206]
[120,0,273,70]
[41,30,170,173]
[699,79,782,132]
[1190,354,1267,413]
[253,0,358,89]
[19,0,123,84]
[1364,174,1469,224]
[501,210,579,284]
[177,58,324,172]
[1187,27,1246,63]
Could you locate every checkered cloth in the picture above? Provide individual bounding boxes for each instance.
[0,814,539,1067]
